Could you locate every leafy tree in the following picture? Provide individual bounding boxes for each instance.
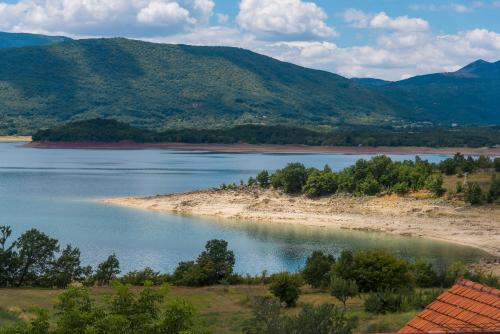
[286,303,357,334]
[356,174,381,196]
[196,239,235,285]
[121,267,168,286]
[256,170,270,188]
[413,260,438,288]
[495,158,500,172]
[269,273,302,307]
[95,254,120,285]
[14,229,59,286]
[302,251,335,288]
[333,250,413,292]
[271,163,308,194]
[244,299,356,334]
[425,174,445,196]
[45,245,91,288]
[329,275,358,309]
[55,286,95,334]
[488,177,500,203]
[303,171,338,198]
[160,298,196,334]
[464,183,483,205]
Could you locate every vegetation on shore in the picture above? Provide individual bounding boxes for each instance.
[1,225,498,333]
[32,119,500,148]
[222,154,499,205]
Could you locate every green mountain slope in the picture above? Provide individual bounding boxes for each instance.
[357,60,500,125]
[0,38,401,134]
[0,31,71,49]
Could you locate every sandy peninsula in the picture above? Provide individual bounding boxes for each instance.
[0,136,32,142]
[104,188,500,260]
[26,141,500,155]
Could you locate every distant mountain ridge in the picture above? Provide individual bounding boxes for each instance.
[0,37,401,134]
[0,31,71,49]
[355,60,500,125]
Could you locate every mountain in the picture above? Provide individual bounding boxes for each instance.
[356,60,500,125]
[0,31,71,49]
[0,37,402,135]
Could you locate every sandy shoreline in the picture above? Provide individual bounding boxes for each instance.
[103,188,500,263]
[26,141,500,155]
[0,136,32,142]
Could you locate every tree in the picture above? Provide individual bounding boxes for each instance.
[269,272,302,307]
[464,182,483,205]
[413,260,438,288]
[356,174,381,196]
[45,245,91,288]
[14,229,59,286]
[333,250,413,292]
[271,163,308,194]
[495,158,500,172]
[488,177,500,203]
[0,226,16,286]
[302,251,335,288]
[303,171,338,198]
[425,174,445,196]
[256,170,270,188]
[95,254,120,285]
[160,298,195,334]
[329,275,358,309]
[196,239,235,285]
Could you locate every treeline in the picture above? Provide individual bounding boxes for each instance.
[232,155,500,204]
[1,226,499,333]
[32,119,500,148]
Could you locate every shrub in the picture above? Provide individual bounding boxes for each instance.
[95,254,120,285]
[271,163,308,194]
[173,239,235,286]
[364,288,440,314]
[425,174,445,196]
[392,182,410,195]
[303,171,338,198]
[488,177,500,203]
[413,260,438,288]
[333,250,413,292]
[495,158,500,172]
[464,183,483,205]
[120,267,169,286]
[302,251,335,288]
[356,174,381,196]
[256,170,270,188]
[329,275,358,309]
[269,272,302,307]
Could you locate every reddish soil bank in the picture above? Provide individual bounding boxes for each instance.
[25,141,500,155]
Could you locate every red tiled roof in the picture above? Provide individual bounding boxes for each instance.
[399,279,500,333]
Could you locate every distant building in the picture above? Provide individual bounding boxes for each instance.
[399,279,500,332]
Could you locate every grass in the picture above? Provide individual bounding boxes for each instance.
[443,171,499,193]
[0,285,417,334]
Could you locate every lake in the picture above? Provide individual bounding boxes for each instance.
[0,142,488,274]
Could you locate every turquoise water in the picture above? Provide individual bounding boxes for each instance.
[0,142,488,274]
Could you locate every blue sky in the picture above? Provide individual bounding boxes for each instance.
[1,0,500,80]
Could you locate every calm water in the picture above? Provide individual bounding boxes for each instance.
[0,142,488,274]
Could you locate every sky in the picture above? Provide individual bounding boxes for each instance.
[1,0,500,80]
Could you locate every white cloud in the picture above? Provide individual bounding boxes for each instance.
[236,0,336,39]
[410,2,500,12]
[216,13,229,24]
[0,0,214,36]
[137,2,194,26]
[344,9,429,32]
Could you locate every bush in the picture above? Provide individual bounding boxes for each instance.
[364,289,440,314]
[303,171,338,198]
[488,177,500,203]
[333,250,413,292]
[302,251,335,288]
[425,174,445,196]
[329,275,358,309]
[392,182,410,195]
[173,239,235,286]
[256,170,270,188]
[464,183,483,205]
[120,267,169,286]
[269,273,302,307]
[413,260,438,288]
[271,163,308,194]
[495,158,500,172]
[243,298,357,334]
